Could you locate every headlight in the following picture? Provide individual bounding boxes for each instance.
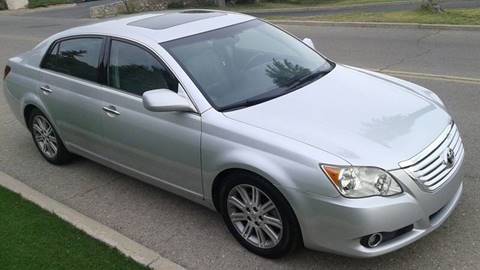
[321,165,402,198]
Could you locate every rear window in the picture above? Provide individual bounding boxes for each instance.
[42,37,103,82]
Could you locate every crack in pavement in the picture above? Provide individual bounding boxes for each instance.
[379,29,442,71]
[61,178,116,202]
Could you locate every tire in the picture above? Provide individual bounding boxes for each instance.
[28,108,73,165]
[219,171,302,258]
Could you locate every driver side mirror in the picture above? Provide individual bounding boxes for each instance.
[142,89,195,113]
[302,38,315,49]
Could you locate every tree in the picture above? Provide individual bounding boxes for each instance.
[265,58,311,87]
[421,0,444,13]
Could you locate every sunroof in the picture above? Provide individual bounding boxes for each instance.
[128,11,226,30]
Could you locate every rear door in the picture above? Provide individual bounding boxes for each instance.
[98,38,203,197]
[39,36,106,153]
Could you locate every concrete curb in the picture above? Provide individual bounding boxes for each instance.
[0,171,185,270]
[269,20,480,31]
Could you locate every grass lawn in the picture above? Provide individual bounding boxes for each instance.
[268,8,480,25]
[0,186,148,270]
[171,0,416,11]
[28,0,71,8]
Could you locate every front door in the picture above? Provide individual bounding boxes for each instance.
[99,38,203,197]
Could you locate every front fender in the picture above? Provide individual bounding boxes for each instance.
[208,148,293,190]
[201,110,344,203]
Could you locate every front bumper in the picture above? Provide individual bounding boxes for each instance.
[282,159,463,257]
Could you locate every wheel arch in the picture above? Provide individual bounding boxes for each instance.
[212,168,256,212]
[210,162,291,212]
[211,166,305,249]
[20,96,65,143]
[23,104,38,129]
[206,149,301,212]
[20,93,49,125]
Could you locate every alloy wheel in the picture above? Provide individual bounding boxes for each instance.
[31,115,58,159]
[227,184,283,249]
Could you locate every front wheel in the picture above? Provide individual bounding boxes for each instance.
[219,172,301,258]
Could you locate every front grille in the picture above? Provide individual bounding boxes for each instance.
[399,122,464,192]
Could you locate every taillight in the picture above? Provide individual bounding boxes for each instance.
[3,65,11,80]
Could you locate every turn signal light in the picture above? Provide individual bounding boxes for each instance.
[322,165,342,186]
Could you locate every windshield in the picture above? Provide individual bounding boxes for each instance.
[161,19,334,111]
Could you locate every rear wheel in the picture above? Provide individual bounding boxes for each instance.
[219,172,301,258]
[28,109,72,165]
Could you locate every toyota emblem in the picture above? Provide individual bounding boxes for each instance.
[443,148,455,168]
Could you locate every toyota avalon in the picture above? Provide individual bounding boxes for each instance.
[3,10,464,258]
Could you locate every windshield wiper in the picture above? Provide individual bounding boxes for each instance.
[220,67,333,112]
[284,69,330,91]
[220,91,284,111]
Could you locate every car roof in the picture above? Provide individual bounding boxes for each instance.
[56,10,255,43]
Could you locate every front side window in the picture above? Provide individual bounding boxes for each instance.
[162,19,333,111]
[108,40,178,96]
[42,37,103,82]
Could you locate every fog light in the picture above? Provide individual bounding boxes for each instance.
[361,233,383,248]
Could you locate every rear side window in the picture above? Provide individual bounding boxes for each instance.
[108,39,178,96]
[42,43,59,70]
[42,37,103,82]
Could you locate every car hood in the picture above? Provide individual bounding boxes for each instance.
[224,65,451,170]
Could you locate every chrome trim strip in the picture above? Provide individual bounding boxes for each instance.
[399,121,453,168]
[399,121,463,192]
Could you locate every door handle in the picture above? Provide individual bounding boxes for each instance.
[102,105,120,116]
[40,85,52,94]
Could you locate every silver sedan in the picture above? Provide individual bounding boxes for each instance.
[3,10,464,258]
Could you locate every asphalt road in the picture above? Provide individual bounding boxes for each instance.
[1,14,479,270]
